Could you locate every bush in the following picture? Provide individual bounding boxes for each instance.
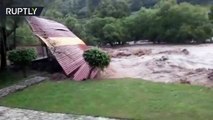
[83,48,110,70]
[8,48,37,77]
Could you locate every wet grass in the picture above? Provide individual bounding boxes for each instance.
[0,71,24,89]
[0,79,213,120]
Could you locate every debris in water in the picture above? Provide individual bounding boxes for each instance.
[208,71,213,81]
[157,56,169,61]
[133,49,152,57]
[182,49,190,55]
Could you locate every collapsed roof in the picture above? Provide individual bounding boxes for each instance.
[27,16,99,81]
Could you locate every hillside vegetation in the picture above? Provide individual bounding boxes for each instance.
[38,0,213,46]
[44,0,213,15]
[5,0,213,47]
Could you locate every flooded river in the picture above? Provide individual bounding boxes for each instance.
[101,44,213,87]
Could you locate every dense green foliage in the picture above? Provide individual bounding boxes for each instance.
[65,16,85,38]
[210,6,213,22]
[1,0,213,50]
[8,48,37,77]
[129,1,213,43]
[1,79,213,119]
[15,24,39,46]
[85,17,129,46]
[83,48,110,70]
[95,0,130,18]
[43,0,213,18]
[8,48,37,65]
[42,0,213,46]
[0,0,46,70]
[8,0,210,46]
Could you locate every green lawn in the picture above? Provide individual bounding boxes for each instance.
[0,79,213,120]
[0,70,43,89]
[0,71,24,89]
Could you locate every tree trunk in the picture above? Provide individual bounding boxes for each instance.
[0,16,7,71]
[13,26,17,49]
[86,0,90,17]
[88,67,95,79]
[21,65,27,78]
[0,27,7,71]
[109,42,114,47]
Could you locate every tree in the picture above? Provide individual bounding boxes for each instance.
[0,17,7,71]
[65,16,84,37]
[123,8,158,43]
[129,1,213,44]
[102,20,129,46]
[85,17,115,46]
[15,24,38,46]
[83,48,110,79]
[8,48,37,77]
[209,6,213,23]
[0,16,20,71]
[44,9,64,19]
[130,0,143,11]
[0,0,45,71]
[95,0,130,18]
[102,24,118,46]
[156,2,213,43]
[177,0,213,5]
[86,0,101,17]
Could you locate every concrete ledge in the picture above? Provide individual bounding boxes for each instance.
[0,76,47,98]
[0,106,117,120]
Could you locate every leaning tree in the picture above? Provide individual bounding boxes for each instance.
[83,48,110,79]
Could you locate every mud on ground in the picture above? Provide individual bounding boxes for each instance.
[101,44,213,87]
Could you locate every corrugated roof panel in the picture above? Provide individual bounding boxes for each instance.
[73,63,91,81]
[90,68,99,79]
[27,16,99,81]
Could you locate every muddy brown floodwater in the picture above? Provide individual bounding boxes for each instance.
[101,44,213,87]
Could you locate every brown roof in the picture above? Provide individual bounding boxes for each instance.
[27,16,99,81]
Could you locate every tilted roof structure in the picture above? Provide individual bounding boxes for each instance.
[27,16,99,81]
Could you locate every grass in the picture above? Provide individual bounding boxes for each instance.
[0,79,213,120]
[0,71,24,89]
[0,69,46,89]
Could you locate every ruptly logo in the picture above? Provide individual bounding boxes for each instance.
[0,7,43,16]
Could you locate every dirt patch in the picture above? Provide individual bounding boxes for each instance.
[101,44,213,87]
[50,73,68,81]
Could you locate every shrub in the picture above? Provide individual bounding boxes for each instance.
[83,48,111,79]
[8,48,37,77]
